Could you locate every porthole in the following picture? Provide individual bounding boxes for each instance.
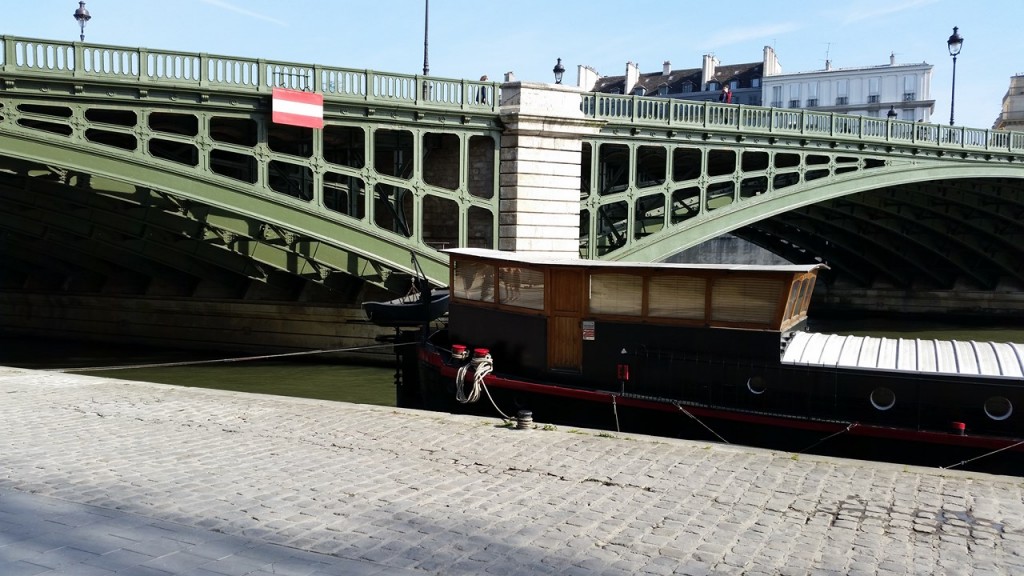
[747,376,766,395]
[870,387,895,411]
[984,396,1013,421]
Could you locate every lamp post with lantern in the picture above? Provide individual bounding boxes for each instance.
[73,1,91,42]
[946,26,963,126]
[552,58,565,85]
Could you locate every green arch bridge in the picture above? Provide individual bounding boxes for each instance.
[2,36,1023,352]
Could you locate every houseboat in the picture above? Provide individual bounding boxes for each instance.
[405,248,1024,474]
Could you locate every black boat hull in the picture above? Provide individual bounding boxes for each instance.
[410,343,1024,476]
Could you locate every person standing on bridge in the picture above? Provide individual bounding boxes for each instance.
[477,75,489,104]
[719,85,732,103]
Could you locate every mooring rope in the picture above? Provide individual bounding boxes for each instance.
[672,401,729,444]
[612,395,621,433]
[48,342,414,373]
[942,438,1024,470]
[797,422,857,454]
[451,351,513,421]
[455,353,492,404]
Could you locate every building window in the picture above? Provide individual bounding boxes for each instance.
[903,92,916,101]
[901,109,914,121]
[729,80,739,90]
[836,79,849,106]
[752,78,760,88]
[788,99,800,108]
[868,77,880,103]
[658,84,669,96]
[707,82,718,91]
[771,86,783,108]
[867,110,879,118]
[681,82,693,93]
[806,99,818,107]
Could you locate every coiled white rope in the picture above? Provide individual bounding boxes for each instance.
[455,353,492,404]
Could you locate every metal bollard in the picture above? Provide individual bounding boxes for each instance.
[516,410,533,430]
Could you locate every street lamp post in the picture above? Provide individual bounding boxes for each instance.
[422,0,429,76]
[946,26,963,126]
[73,1,91,42]
[552,58,565,85]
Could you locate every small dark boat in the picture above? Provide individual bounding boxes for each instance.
[362,288,450,327]
[403,248,1024,475]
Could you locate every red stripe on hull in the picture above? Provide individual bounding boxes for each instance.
[420,349,1024,453]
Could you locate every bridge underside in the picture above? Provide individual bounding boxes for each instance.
[733,177,1024,292]
[0,155,384,303]
[580,138,1024,308]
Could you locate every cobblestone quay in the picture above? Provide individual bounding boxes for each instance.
[2,366,1023,575]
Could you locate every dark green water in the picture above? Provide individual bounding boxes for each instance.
[0,335,401,406]
[3,317,1024,408]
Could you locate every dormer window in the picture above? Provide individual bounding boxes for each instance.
[657,84,669,96]
[633,86,647,96]
[681,82,693,93]
[707,81,719,91]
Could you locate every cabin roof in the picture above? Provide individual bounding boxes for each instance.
[782,332,1024,378]
[444,248,826,274]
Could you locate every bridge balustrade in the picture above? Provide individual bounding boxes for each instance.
[0,35,497,111]
[580,91,1024,155]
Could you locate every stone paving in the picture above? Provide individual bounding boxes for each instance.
[1,365,1023,575]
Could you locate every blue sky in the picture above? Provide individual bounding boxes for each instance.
[5,1,1020,130]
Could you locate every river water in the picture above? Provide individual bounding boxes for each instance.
[2,316,1024,408]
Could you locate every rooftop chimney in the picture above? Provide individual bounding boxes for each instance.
[663,61,671,75]
[890,52,896,66]
[625,61,640,94]
[762,46,781,76]
[701,54,719,86]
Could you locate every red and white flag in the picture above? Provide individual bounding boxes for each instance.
[272,87,324,129]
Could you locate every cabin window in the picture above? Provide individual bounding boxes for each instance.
[984,396,1013,421]
[498,266,544,310]
[783,279,803,320]
[589,273,643,316]
[798,276,817,314]
[747,376,766,395]
[648,276,706,319]
[453,260,495,303]
[870,387,896,411]
[710,277,784,325]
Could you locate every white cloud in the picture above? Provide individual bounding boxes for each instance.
[200,0,288,27]
[838,0,939,24]
[702,22,803,51]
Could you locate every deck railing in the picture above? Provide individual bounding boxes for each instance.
[4,35,1022,153]
[581,92,1024,155]
[0,35,498,112]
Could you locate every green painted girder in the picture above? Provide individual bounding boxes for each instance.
[835,194,1003,288]
[745,216,884,287]
[776,204,941,288]
[0,132,449,290]
[866,186,1024,285]
[0,173,265,285]
[930,180,1024,233]
[734,223,874,287]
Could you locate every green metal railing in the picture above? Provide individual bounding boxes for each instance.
[0,35,499,112]
[582,93,1024,154]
